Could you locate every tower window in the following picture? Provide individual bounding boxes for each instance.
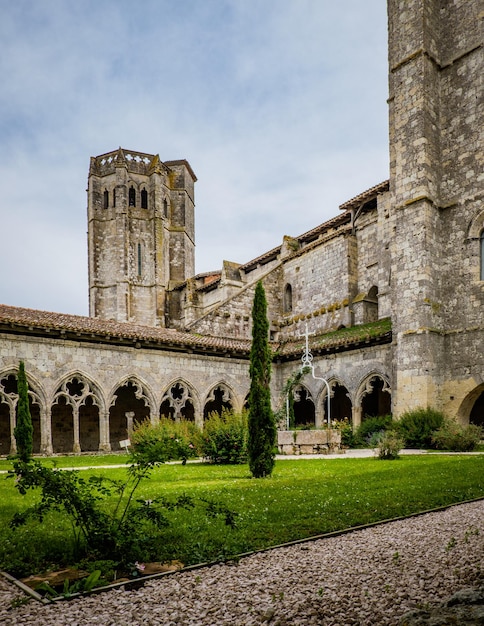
[103,189,109,209]
[283,283,293,313]
[141,188,148,209]
[480,230,484,281]
[129,186,136,207]
[163,198,168,218]
[137,243,142,277]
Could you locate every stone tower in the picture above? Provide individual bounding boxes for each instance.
[87,148,196,326]
[388,0,483,416]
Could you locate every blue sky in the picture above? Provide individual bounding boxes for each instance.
[0,0,389,316]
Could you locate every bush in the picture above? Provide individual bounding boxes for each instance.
[395,407,445,448]
[199,410,248,464]
[130,418,200,464]
[354,415,393,447]
[374,430,404,460]
[332,418,355,448]
[431,421,483,452]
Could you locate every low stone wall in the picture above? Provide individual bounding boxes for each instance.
[277,429,343,455]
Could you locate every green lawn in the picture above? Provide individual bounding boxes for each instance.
[1,454,483,578]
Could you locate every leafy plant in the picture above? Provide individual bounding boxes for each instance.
[8,454,236,572]
[248,281,277,478]
[431,421,483,452]
[396,407,445,448]
[373,430,404,460]
[199,410,248,464]
[332,418,354,447]
[354,415,393,447]
[130,418,199,465]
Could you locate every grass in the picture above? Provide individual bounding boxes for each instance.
[0,453,128,471]
[0,454,483,578]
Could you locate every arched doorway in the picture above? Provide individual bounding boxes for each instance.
[329,383,352,423]
[469,390,484,427]
[52,375,101,453]
[109,380,150,450]
[360,375,391,419]
[293,385,315,427]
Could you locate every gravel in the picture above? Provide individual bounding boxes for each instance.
[1,500,483,625]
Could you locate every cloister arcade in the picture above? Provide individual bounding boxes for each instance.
[2,366,482,456]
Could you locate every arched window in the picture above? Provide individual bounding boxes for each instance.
[141,188,148,209]
[103,189,109,209]
[129,186,136,207]
[283,283,293,313]
[480,230,484,281]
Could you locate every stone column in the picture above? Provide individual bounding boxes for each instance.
[98,409,111,452]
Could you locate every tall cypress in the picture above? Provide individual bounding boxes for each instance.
[248,281,276,477]
[14,361,33,462]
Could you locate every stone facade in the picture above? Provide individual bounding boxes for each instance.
[0,0,482,455]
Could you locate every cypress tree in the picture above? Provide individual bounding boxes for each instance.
[248,281,276,477]
[14,361,33,462]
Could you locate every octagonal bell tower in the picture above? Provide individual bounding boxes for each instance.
[87,148,196,327]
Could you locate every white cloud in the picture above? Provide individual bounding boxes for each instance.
[0,0,389,315]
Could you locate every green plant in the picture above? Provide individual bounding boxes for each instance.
[130,418,200,465]
[332,418,354,447]
[374,430,404,460]
[431,421,483,452]
[8,453,236,572]
[274,370,306,429]
[13,361,33,462]
[396,407,445,448]
[199,409,248,464]
[248,281,277,478]
[354,415,393,447]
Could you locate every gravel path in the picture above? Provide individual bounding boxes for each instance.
[1,500,483,625]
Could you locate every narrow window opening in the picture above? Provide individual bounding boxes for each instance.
[137,243,142,277]
[480,230,484,281]
[129,186,136,207]
[103,189,109,209]
[113,187,116,208]
[283,283,293,313]
[141,188,148,209]
[163,198,168,218]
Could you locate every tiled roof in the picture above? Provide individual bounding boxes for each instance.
[273,318,392,360]
[339,180,389,211]
[0,304,250,356]
[0,303,392,361]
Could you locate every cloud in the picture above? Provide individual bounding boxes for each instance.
[0,0,389,315]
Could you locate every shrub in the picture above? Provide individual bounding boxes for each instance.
[374,430,404,460]
[130,418,200,465]
[431,421,483,452]
[332,418,355,448]
[395,407,445,448]
[354,415,393,447]
[199,410,248,464]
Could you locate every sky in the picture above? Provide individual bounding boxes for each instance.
[0,0,389,316]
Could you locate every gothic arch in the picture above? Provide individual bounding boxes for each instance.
[0,367,45,456]
[203,383,235,420]
[108,376,155,450]
[355,372,391,420]
[457,383,484,426]
[318,377,353,425]
[51,372,105,454]
[292,383,316,427]
[160,379,200,426]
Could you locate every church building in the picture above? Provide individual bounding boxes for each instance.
[1,0,482,455]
